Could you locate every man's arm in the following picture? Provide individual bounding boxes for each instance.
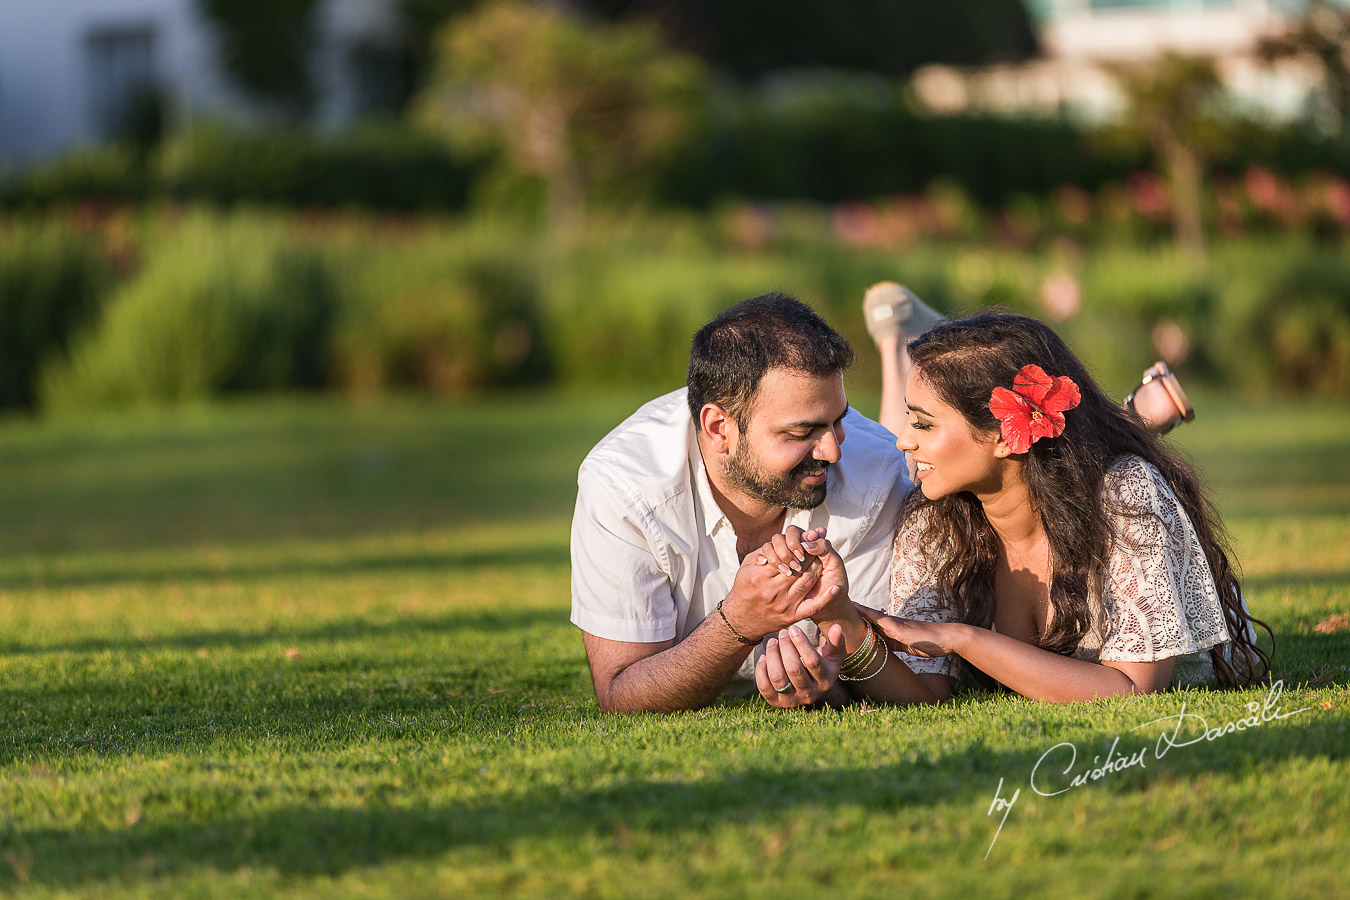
[582,621,752,714]
[582,549,834,713]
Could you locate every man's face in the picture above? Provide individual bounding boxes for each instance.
[722,369,848,510]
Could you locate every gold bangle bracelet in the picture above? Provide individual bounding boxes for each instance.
[840,622,891,682]
[841,623,876,674]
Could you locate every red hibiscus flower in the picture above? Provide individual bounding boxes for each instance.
[988,364,1081,454]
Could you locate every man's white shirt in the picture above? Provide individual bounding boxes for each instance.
[570,388,910,681]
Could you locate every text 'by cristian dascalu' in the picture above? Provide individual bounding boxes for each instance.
[983,680,1311,859]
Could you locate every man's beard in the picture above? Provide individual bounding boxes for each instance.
[723,439,829,510]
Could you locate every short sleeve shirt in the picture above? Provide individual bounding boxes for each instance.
[571,388,909,679]
[888,455,1232,687]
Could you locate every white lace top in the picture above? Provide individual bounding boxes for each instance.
[888,455,1231,687]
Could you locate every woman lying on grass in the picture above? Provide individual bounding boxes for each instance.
[756,311,1271,704]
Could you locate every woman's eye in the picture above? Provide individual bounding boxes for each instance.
[912,420,932,431]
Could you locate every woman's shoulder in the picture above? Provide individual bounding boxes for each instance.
[1104,453,1163,486]
[1101,454,1174,511]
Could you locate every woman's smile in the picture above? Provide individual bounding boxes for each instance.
[898,370,1010,500]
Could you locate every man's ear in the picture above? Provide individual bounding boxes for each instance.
[700,404,737,454]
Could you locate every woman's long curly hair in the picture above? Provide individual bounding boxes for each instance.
[903,312,1271,687]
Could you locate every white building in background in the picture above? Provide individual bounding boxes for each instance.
[0,0,398,167]
[912,0,1329,121]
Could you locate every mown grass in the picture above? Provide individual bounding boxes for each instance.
[1,389,1347,899]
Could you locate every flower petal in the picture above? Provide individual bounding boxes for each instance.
[988,386,1028,421]
[1040,375,1082,416]
[1029,408,1066,440]
[989,387,1035,453]
[1012,364,1054,405]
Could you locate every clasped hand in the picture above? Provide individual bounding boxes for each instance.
[725,526,847,639]
[728,525,852,707]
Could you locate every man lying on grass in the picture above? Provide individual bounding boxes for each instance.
[570,294,908,712]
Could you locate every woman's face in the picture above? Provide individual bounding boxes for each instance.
[897,369,1009,500]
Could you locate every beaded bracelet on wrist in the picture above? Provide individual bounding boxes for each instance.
[714,599,757,645]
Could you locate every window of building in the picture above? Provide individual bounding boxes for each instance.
[85,24,159,140]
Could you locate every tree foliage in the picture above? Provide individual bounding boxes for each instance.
[195,0,321,116]
[415,0,705,234]
[577,0,1040,80]
[1259,0,1350,135]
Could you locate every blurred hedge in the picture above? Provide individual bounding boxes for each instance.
[5,104,1347,214]
[327,221,547,394]
[40,213,338,410]
[13,208,1350,414]
[3,123,476,212]
[0,223,114,409]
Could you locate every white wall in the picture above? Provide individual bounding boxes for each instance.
[0,0,246,166]
[312,0,399,127]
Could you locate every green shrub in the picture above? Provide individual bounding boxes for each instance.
[0,224,113,408]
[0,147,150,206]
[40,213,337,410]
[328,223,546,395]
[15,207,1350,414]
[3,124,476,212]
[158,122,476,210]
[1254,254,1350,397]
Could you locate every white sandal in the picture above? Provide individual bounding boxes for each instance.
[862,281,944,344]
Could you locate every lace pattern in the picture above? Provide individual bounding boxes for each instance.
[888,507,960,679]
[887,456,1231,685]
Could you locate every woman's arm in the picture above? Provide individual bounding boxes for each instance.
[868,614,1175,702]
[814,603,952,705]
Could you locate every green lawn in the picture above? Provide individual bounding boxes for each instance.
[1,390,1347,899]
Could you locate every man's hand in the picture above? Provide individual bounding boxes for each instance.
[755,623,846,708]
[720,539,836,641]
[751,526,851,621]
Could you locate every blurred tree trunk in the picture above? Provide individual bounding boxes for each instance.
[1160,127,1206,257]
[1110,56,1227,260]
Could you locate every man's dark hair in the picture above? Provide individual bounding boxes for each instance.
[686,292,853,429]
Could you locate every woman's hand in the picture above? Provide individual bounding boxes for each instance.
[752,526,851,619]
[854,603,963,658]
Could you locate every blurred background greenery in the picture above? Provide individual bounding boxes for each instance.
[2,0,1350,416]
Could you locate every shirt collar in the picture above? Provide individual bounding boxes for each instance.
[690,434,731,538]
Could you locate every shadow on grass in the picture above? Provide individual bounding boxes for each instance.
[0,604,586,769]
[1270,630,1350,684]
[0,540,570,594]
[0,606,565,660]
[4,709,1345,890]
